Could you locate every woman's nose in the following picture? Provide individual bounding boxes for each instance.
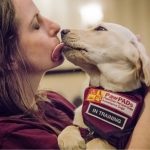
[50,23,60,36]
[45,18,60,36]
[61,29,70,38]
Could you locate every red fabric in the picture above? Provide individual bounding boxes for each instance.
[0,91,75,149]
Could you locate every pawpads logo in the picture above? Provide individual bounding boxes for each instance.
[86,89,137,117]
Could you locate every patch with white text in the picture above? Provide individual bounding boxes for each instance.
[86,103,128,129]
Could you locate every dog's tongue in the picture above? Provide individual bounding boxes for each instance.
[51,43,64,62]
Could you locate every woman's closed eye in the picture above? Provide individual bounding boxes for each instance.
[32,22,40,30]
[32,14,41,30]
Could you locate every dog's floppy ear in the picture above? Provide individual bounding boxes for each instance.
[132,40,150,86]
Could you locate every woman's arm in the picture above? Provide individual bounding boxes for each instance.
[127,90,150,149]
[1,128,59,149]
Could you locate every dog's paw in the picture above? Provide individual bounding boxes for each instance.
[58,125,86,150]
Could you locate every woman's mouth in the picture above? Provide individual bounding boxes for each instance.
[51,43,64,62]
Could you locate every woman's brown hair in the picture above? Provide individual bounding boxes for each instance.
[0,0,63,134]
[0,0,28,115]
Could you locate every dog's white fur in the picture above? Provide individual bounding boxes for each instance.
[58,23,150,150]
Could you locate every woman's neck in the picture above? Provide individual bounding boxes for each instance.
[23,72,44,111]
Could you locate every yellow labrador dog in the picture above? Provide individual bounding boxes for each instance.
[58,23,150,150]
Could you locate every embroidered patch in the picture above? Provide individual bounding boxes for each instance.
[86,89,137,117]
[86,103,128,129]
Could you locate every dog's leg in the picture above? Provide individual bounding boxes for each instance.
[73,105,88,128]
[58,106,87,150]
[58,125,86,150]
[74,106,116,150]
[86,138,116,150]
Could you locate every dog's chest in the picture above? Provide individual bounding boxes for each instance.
[82,86,146,149]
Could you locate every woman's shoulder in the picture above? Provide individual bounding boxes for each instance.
[37,90,76,113]
[35,91,76,125]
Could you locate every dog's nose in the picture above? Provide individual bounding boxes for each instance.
[61,29,70,37]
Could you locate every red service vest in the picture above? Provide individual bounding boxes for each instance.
[82,86,147,149]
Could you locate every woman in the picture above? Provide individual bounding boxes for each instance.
[0,0,75,149]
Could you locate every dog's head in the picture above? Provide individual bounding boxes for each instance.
[61,23,150,91]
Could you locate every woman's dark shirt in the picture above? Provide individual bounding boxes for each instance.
[0,91,75,149]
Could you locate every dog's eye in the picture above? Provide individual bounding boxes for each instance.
[94,26,107,31]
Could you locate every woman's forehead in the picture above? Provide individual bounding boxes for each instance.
[12,0,39,25]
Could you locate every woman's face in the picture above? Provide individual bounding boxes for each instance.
[13,0,64,73]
